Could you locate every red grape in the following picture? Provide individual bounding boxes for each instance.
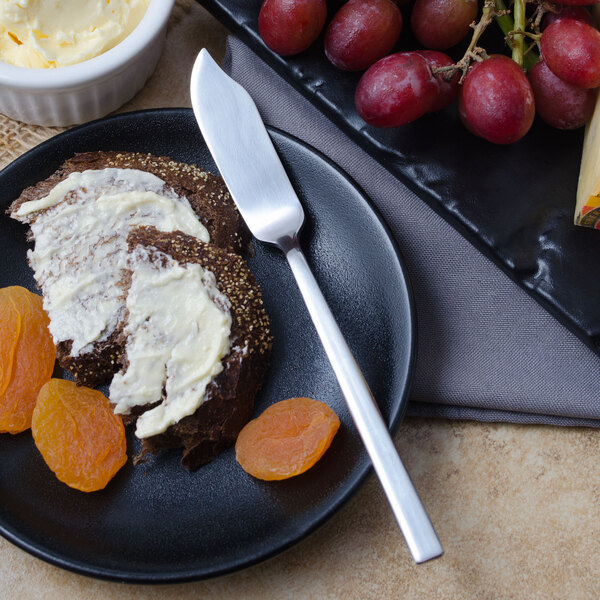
[324,0,403,71]
[529,60,596,129]
[541,6,595,31]
[541,20,600,88]
[410,0,478,50]
[258,0,327,56]
[458,100,480,136]
[413,50,460,112]
[459,55,535,144]
[355,52,438,127]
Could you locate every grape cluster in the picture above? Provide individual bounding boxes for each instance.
[258,0,600,144]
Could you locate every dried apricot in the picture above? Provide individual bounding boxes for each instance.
[32,379,127,492]
[0,286,55,433]
[0,288,22,396]
[235,397,340,481]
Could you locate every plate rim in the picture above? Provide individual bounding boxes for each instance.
[0,107,416,583]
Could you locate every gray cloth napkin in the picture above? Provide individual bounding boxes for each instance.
[224,36,600,427]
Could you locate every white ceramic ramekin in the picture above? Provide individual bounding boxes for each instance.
[0,0,175,127]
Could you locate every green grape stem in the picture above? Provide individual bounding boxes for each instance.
[494,0,514,37]
[494,0,539,71]
[432,0,540,83]
[431,0,496,83]
[512,0,526,66]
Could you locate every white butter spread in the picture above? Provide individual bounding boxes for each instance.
[16,168,209,356]
[110,248,232,438]
[0,0,149,68]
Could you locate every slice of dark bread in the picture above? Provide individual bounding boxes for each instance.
[125,226,272,470]
[9,151,250,387]
[10,151,250,254]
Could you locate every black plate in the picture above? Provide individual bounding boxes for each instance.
[0,109,414,582]
[198,0,600,355]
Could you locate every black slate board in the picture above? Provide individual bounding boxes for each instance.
[198,0,600,355]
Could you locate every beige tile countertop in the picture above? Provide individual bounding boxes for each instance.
[1,2,600,599]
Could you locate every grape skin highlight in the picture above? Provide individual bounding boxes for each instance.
[258,0,327,56]
[324,0,403,72]
[355,52,439,128]
[459,55,535,144]
[541,20,600,89]
[412,50,460,112]
[411,0,478,51]
[529,60,596,130]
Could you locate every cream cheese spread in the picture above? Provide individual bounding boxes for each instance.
[16,168,209,357]
[110,248,232,439]
[0,0,149,68]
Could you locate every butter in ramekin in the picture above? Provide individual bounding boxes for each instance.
[0,0,149,68]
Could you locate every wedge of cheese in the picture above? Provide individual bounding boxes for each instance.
[576,92,600,229]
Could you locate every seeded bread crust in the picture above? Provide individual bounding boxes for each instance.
[9,151,250,387]
[126,226,272,470]
[9,151,249,254]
